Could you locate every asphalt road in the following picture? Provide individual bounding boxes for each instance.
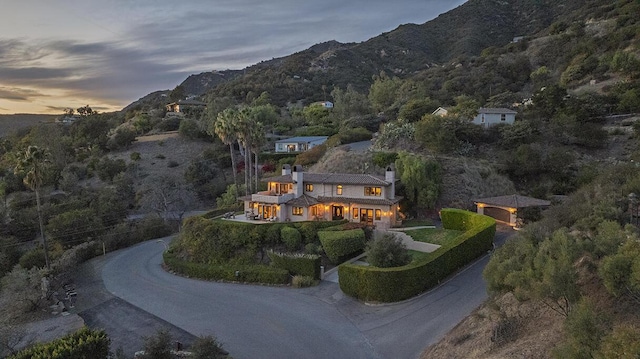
[98,228,514,359]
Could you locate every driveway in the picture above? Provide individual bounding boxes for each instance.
[85,228,514,358]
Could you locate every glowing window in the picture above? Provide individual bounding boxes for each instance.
[336,185,343,195]
[292,207,303,216]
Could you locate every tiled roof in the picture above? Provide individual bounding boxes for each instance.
[317,196,401,206]
[262,172,391,186]
[474,194,551,208]
[275,136,328,143]
[286,194,319,206]
[303,173,390,186]
[478,107,517,114]
[261,174,293,183]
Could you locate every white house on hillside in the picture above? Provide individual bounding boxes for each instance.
[472,108,517,128]
[275,136,328,153]
[241,165,402,229]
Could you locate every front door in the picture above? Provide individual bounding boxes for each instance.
[360,208,373,225]
[332,206,344,220]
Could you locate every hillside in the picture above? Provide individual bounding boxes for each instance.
[126,0,616,108]
[0,114,57,138]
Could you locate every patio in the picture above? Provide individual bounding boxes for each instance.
[220,213,274,225]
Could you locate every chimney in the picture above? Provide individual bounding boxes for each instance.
[385,166,395,198]
[282,164,291,176]
[292,165,304,197]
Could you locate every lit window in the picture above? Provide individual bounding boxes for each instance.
[336,185,343,195]
[311,206,317,216]
[364,187,381,196]
[352,208,359,218]
[292,207,303,216]
[305,184,313,192]
[375,209,381,220]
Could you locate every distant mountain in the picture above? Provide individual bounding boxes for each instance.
[124,0,612,110]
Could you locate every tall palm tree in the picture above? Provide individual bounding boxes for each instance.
[250,121,266,193]
[236,107,253,195]
[14,146,51,269]
[209,108,239,187]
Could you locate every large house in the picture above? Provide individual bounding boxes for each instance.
[242,165,402,228]
[274,136,328,153]
[472,108,516,128]
[165,99,207,115]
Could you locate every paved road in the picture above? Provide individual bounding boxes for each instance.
[99,228,514,359]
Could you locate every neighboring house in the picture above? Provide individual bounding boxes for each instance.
[242,165,402,229]
[165,99,207,114]
[472,108,516,128]
[432,107,449,117]
[320,101,334,109]
[474,194,550,227]
[274,136,328,153]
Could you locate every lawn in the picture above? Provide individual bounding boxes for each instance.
[401,219,435,227]
[405,228,464,246]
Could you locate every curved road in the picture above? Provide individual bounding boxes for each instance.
[101,229,513,359]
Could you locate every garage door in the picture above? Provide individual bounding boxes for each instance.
[483,207,511,223]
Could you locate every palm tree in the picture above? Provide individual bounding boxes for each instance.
[209,108,239,187]
[236,108,253,196]
[14,146,51,269]
[249,121,266,193]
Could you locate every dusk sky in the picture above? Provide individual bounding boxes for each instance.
[0,0,466,115]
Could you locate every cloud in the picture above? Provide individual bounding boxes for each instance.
[0,0,466,113]
[0,87,46,101]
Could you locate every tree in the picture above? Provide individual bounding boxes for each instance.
[209,108,240,187]
[395,152,441,211]
[366,233,411,268]
[191,335,227,359]
[139,176,196,224]
[76,105,94,116]
[1,266,44,313]
[369,71,402,114]
[398,98,439,122]
[14,146,51,269]
[139,329,173,359]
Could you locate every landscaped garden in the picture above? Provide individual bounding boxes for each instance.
[338,209,496,302]
[163,216,373,287]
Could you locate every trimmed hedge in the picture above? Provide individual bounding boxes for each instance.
[267,251,321,279]
[338,208,495,302]
[164,251,290,285]
[9,327,109,359]
[319,229,366,263]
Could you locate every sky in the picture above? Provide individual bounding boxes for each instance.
[0,0,466,115]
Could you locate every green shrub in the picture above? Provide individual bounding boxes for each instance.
[304,242,323,255]
[294,144,327,166]
[319,229,366,263]
[19,248,46,269]
[339,209,495,302]
[9,327,109,359]
[280,226,302,251]
[292,275,318,288]
[366,233,411,268]
[267,250,321,279]
[163,251,289,284]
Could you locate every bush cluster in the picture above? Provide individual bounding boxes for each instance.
[8,327,109,359]
[339,209,495,302]
[280,226,302,251]
[319,229,366,263]
[267,250,321,279]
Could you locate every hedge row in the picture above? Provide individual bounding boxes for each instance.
[9,327,109,359]
[267,251,321,279]
[163,251,290,285]
[319,229,366,263]
[338,209,495,302]
[175,217,346,265]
